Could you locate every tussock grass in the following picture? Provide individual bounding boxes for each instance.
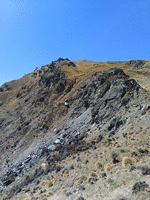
[41,180,53,187]
[104,163,112,171]
[80,175,87,180]
[116,143,121,148]
[122,157,135,166]
[63,170,69,177]
[95,161,103,169]
[41,191,53,198]
[103,149,107,154]
[89,171,98,177]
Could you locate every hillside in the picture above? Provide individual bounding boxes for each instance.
[0,58,150,200]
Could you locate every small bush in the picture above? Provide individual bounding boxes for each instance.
[134,131,139,135]
[130,136,135,140]
[80,175,87,180]
[42,180,53,187]
[104,163,111,171]
[89,171,97,177]
[141,130,147,134]
[41,191,53,198]
[31,197,39,200]
[103,149,107,154]
[63,170,69,177]
[116,143,121,148]
[47,180,53,187]
[61,185,65,189]
[122,157,135,167]
[95,161,103,169]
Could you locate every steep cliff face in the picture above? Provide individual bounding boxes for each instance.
[0,59,150,200]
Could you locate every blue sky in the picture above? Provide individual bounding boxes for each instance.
[0,0,150,86]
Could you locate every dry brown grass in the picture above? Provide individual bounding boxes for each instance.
[41,191,53,198]
[61,60,126,82]
[116,143,121,148]
[63,170,69,177]
[141,129,147,134]
[122,157,135,166]
[41,180,53,187]
[95,161,103,169]
[104,163,112,171]
[134,131,139,135]
[103,149,107,154]
[89,171,98,177]
[80,175,87,180]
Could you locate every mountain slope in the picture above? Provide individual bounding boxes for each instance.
[0,58,150,200]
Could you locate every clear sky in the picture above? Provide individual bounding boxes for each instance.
[0,0,150,86]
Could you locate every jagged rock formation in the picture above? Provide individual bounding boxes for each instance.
[0,58,150,200]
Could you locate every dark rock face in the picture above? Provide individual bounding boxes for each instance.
[132,181,148,194]
[68,61,76,67]
[138,148,149,154]
[79,185,85,191]
[118,197,130,200]
[139,166,150,175]
[127,60,146,69]
[101,172,107,178]
[71,68,141,128]
[0,87,4,92]
[0,83,11,92]
[39,59,67,88]
[111,152,120,164]
[76,197,86,200]
[2,170,15,186]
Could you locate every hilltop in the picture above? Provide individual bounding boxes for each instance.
[0,58,150,200]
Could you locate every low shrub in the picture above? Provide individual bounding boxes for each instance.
[95,161,103,169]
[63,170,69,177]
[103,149,107,154]
[104,163,111,171]
[122,157,135,167]
[80,175,87,181]
[116,143,121,148]
[89,171,97,177]
[42,180,53,187]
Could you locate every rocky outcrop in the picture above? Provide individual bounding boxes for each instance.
[0,83,11,92]
[127,60,146,69]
